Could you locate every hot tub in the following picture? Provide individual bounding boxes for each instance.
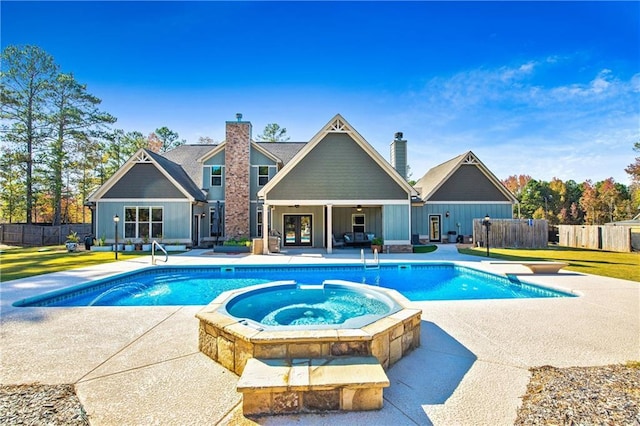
[196,280,421,375]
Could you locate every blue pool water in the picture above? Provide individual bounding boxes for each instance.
[14,263,574,307]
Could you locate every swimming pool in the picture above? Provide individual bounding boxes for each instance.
[14,263,574,307]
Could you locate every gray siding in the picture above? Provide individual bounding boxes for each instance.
[95,200,192,243]
[383,204,410,241]
[332,207,382,239]
[250,149,277,165]
[267,133,407,201]
[430,165,510,202]
[412,203,513,237]
[103,164,185,199]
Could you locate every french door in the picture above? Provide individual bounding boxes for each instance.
[284,214,312,246]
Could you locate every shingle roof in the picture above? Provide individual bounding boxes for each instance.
[162,144,218,187]
[414,153,466,200]
[256,142,307,165]
[145,148,208,202]
[157,142,307,199]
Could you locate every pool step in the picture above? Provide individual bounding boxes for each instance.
[237,356,390,416]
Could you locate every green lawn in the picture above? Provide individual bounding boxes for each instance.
[1,244,637,283]
[459,245,639,282]
[0,245,152,282]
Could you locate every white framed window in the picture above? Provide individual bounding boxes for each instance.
[257,208,263,237]
[211,166,223,186]
[352,214,365,234]
[124,206,163,240]
[257,166,269,186]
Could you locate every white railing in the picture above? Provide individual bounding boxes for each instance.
[361,248,380,269]
[151,240,168,265]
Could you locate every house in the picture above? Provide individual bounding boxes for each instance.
[412,152,518,243]
[87,114,515,252]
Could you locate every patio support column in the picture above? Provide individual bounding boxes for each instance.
[327,204,333,254]
[263,203,270,254]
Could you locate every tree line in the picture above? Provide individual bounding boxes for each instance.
[0,45,204,225]
[1,45,638,226]
[502,172,638,225]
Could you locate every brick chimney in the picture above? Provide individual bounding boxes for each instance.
[390,131,407,180]
[224,113,251,238]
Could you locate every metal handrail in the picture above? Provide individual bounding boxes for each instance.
[151,240,168,265]
[361,248,380,269]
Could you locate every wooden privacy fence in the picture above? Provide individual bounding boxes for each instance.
[0,224,92,247]
[473,219,548,249]
[558,225,635,252]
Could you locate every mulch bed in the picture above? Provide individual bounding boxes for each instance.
[0,384,88,425]
[515,364,640,425]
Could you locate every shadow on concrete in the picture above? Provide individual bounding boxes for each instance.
[383,320,476,425]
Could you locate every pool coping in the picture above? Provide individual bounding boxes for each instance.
[1,245,638,425]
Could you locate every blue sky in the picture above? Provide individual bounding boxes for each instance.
[2,1,639,184]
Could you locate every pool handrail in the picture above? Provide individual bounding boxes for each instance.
[361,248,380,269]
[151,240,168,265]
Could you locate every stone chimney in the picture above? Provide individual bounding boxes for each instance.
[390,131,407,180]
[224,113,251,238]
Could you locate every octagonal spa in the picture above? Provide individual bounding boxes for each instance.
[196,280,422,375]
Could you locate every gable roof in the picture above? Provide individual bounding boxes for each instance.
[258,114,417,198]
[88,148,207,203]
[414,151,517,203]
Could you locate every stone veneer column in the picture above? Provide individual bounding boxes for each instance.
[225,115,251,239]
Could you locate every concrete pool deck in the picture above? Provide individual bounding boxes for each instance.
[1,245,638,425]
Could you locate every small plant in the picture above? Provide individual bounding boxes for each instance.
[94,234,106,246]
[66,231,80,243]
[142,235,149,244]
[371,237,383,246]
[223,238,251,246]
[125,239,133,245]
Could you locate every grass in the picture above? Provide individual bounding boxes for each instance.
[0,245,152,282]
[459,245,639,282]
[1,244,637,283]
[413,245,438,254]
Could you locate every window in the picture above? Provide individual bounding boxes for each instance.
[257,208,263,237]
[258,166,269,186]
[124,207,163,240]
[211,166,222,186]
[352,214,365,233]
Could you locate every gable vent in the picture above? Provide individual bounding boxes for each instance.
[328,118,351,133]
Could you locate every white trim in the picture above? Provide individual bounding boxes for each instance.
[95,199,192,203]
[197,142,225,163]
[88,148,198,202]
[209,164,224,187]
[384,240,411,245]
[420,151,517,204]
[250,142,283,165]
[262,199,411,206]
[425,201,514,205]
[258,114,417,199]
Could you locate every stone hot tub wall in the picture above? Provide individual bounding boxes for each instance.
[196,288,422,376]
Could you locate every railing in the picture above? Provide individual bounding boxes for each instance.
[361,248,380,269]
[151,240,168,265]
